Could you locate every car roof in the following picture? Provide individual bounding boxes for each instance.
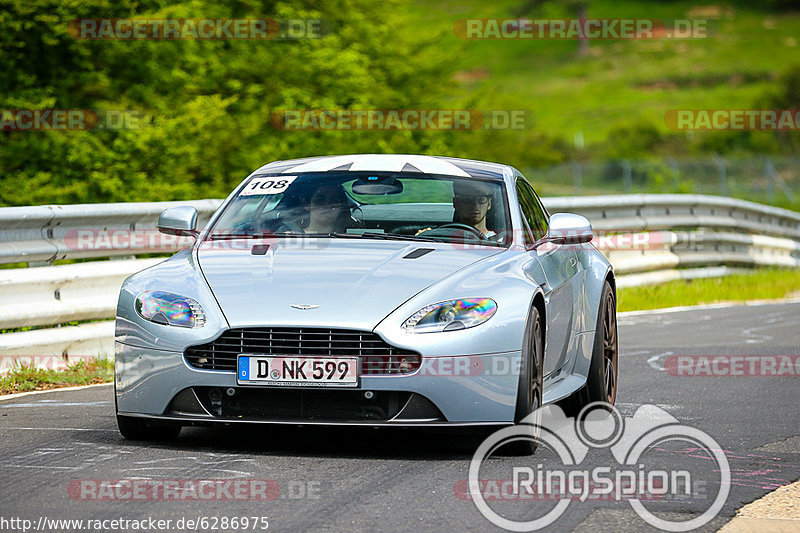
[254,154,510,181]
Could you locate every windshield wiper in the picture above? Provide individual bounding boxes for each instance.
[208,231,499,245]
[318,232,505,245]
[208,232,301,240]
[326,232,446,243]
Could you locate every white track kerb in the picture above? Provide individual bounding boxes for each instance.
[468,402,731,532]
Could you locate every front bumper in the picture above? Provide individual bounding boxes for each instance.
[115,342,521,424]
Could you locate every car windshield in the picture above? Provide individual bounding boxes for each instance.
[206,172,511,247]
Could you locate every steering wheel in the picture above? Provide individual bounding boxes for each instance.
[425,223,487,240]
[257,215,304,234]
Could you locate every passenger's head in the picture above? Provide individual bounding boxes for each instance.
[452,180,493,228]
[306,183,351,233]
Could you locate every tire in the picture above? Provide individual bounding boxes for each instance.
[117,414,181,441]
[500,305,544,456]
[559,281,618,417]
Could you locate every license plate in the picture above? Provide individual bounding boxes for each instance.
[237,355,359,387]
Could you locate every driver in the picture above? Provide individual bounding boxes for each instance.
[415,180,497,239]
[451,181,496,239]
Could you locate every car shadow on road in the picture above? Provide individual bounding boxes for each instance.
[116,424,493,461]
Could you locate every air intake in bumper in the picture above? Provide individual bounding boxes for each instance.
[167,387,445,423]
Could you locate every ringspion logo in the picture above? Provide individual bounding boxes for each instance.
[468,403,730,531]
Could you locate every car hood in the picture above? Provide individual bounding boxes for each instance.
[197,239,503,329]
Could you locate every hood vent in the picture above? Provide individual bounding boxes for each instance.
[403,248,434,259]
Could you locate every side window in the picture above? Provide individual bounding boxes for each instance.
[518,207,534,246]
[526,182,549,240]
[516,179,548,241]
[529,185,550,233]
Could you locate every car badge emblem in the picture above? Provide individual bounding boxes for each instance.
[290,304,319,310]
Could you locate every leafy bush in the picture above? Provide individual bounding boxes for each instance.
[0,0,462,205]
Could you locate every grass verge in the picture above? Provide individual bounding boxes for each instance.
[618,268,800,312]
[0,357,114,395]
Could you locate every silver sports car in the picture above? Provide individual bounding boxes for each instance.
[115,154,618,451]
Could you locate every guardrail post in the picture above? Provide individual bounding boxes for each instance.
[764,157,797,203]
[569,160,583,195]
[666,157,680,192]
[713,155,728,197]
[622,159,632,192]
[765,157,775,203]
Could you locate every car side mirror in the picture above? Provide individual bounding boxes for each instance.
[544,212,592,245]
[157,206,198,237]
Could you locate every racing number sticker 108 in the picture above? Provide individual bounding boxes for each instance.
[240,175,298,196]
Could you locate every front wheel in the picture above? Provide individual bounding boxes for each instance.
[559,281,618,416]
[501,305,544,456]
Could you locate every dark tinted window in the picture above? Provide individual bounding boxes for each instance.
[516,179,548,241]
[518,207,534,246]
[208,172,512,247]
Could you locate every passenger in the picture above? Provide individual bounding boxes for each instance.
[304,183,352,234]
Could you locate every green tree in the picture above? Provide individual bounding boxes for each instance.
[0,0,460,205]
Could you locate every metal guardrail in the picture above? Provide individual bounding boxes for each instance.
[544,195,800,285]
[0,200,221,264]
[0,194,798,362]
[545,194,800,238]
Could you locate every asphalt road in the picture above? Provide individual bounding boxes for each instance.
[1,302,798,533]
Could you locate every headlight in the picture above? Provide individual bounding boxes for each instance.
[135,291,206,328]
[402,298,497,333]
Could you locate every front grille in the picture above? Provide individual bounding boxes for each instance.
[185,328,421,375]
